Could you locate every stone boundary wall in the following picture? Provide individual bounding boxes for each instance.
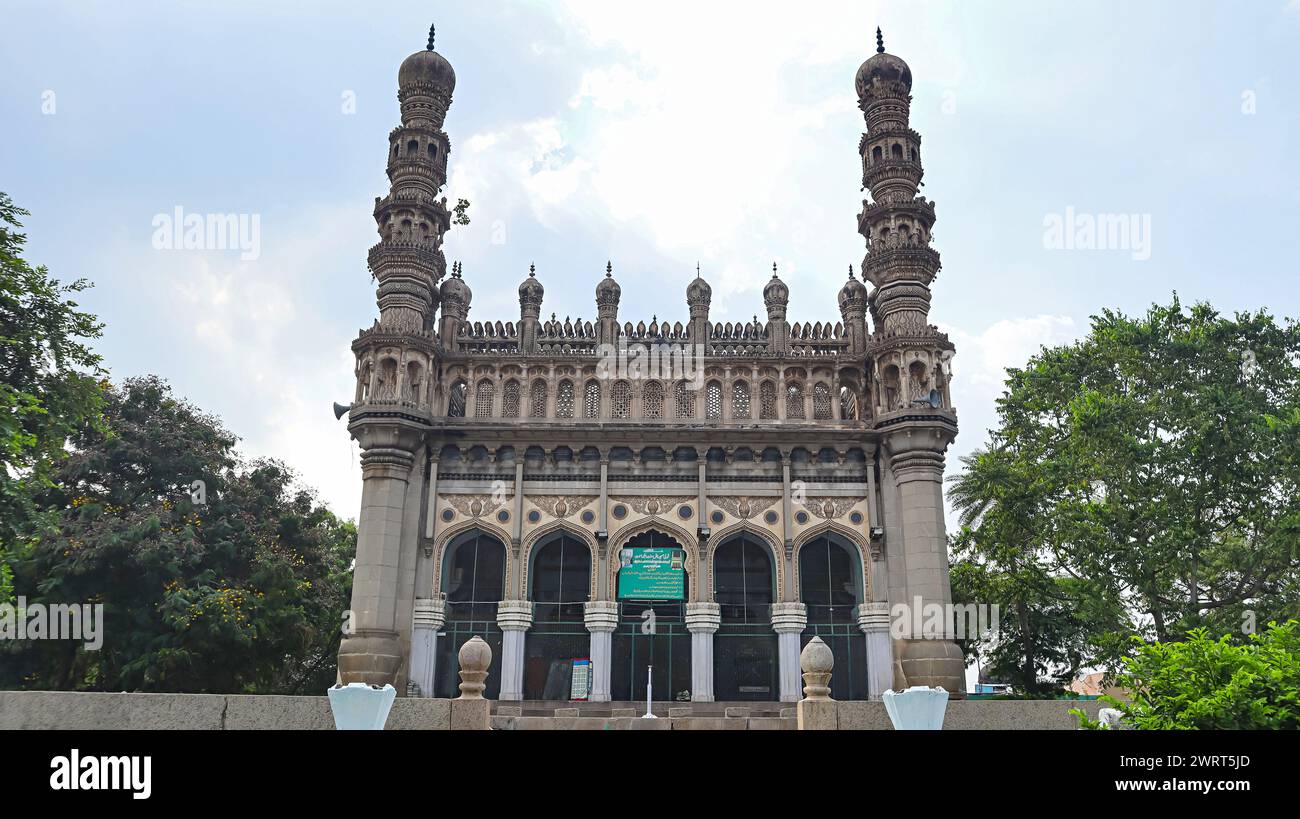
[0,692,1101,730]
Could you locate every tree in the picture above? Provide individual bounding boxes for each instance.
[2,377,354,694]
[950,297,1300,676]
[1077,621,1300,729]
[0,192,106,604]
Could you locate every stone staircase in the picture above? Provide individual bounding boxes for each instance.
[490,700,795,730]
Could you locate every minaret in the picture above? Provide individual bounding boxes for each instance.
[595,261,621,347]
[838,265,869,355]
[370,23,455,334]
[857,29,965,696]
[339,24,457,690]
[519,264,545,353]
[763,263,790,354]
[686,264,711,346]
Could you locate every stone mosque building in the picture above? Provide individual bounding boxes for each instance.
[337,24,965,704]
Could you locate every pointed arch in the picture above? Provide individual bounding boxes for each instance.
[608,517,700,602]
[431,521,513,601]
[791,520,871,602]
[520,520,599,602]
[706,521,785,601]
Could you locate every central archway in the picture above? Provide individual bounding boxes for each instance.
[713,533,779,701]
[610,529,691,703]
[799,532,869,700]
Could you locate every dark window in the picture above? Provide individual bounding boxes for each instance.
[443,532,506,621]
[530,533,591,622]
[799,536,860,624]
[713,534,778,701]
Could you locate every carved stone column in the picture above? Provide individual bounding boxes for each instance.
[685,602,721,702]
[881,420,965,696]
[584,601,619,702]
[409,598,446,698]
[770,602,808,703]
[496,600,533,701]
[338,421,424,687]
[857,601,893,699]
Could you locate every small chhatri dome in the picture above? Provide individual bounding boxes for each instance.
[839,264,868,307]
[596,260,621,302]
[399,23,456,95]
[686,263,712,305]
[519,262,544,303]
[440,260,472,305]
[856,27,912,98]
[764,262,789,304]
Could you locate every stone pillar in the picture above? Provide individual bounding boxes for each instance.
[338,423,422,687]
[496,600,533,701]
[881,421,965,696]
[770,602,807,703]
[409,598,446,698]
[858,601,893,699]
[584,601,619,702]
[685,602,721,703]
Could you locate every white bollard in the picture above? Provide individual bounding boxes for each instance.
[328,683,397,730]
[882,685,949,730]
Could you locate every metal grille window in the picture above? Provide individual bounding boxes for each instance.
[706,381,723,420]
[813,382,832,420]
[760,381,777,420]
[643,381,664,419]
[612,380,631,419]
[584,380,601,419]
[556,380,575,419]
[448,381,468,418]
[786,383,805,420]
[840,385,858,421]
[475,380,495,418]
[502,380,521,419]
[531,534,592,622]
[732,380,751,419]
[530,379,548,418]
[674,381,696,419]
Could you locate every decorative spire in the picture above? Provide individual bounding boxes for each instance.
[876,27,885,54]
[606,260,613,277]
[427,24,436,51]
[773,261,779,277]
[849,263,857,280]
[696,262,701,276]
[530,262,536,277]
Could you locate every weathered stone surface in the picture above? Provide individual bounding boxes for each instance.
[552,707,581,718]
[0,692,226,731]
[671,717,747,730]
[723,706,751,719]
[796,699,838,731]
[449,697,491,731]
[748,717,796,731]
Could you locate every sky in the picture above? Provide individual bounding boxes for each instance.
[2,0,1298,523]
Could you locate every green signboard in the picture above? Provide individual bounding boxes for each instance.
[617,547,685,601]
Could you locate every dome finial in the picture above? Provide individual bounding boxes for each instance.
[773,261,779,278]
[529,262,536,277]
[427,24,436,51]
[876,27,885,54]
[606,260,613,277]
[849,263,857,280]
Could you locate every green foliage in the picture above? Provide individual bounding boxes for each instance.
[1078,622,1300,730]
[0,191,106,604]
[453,198,471,226]
[2,377,355,694]
[950,297,1300,680]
